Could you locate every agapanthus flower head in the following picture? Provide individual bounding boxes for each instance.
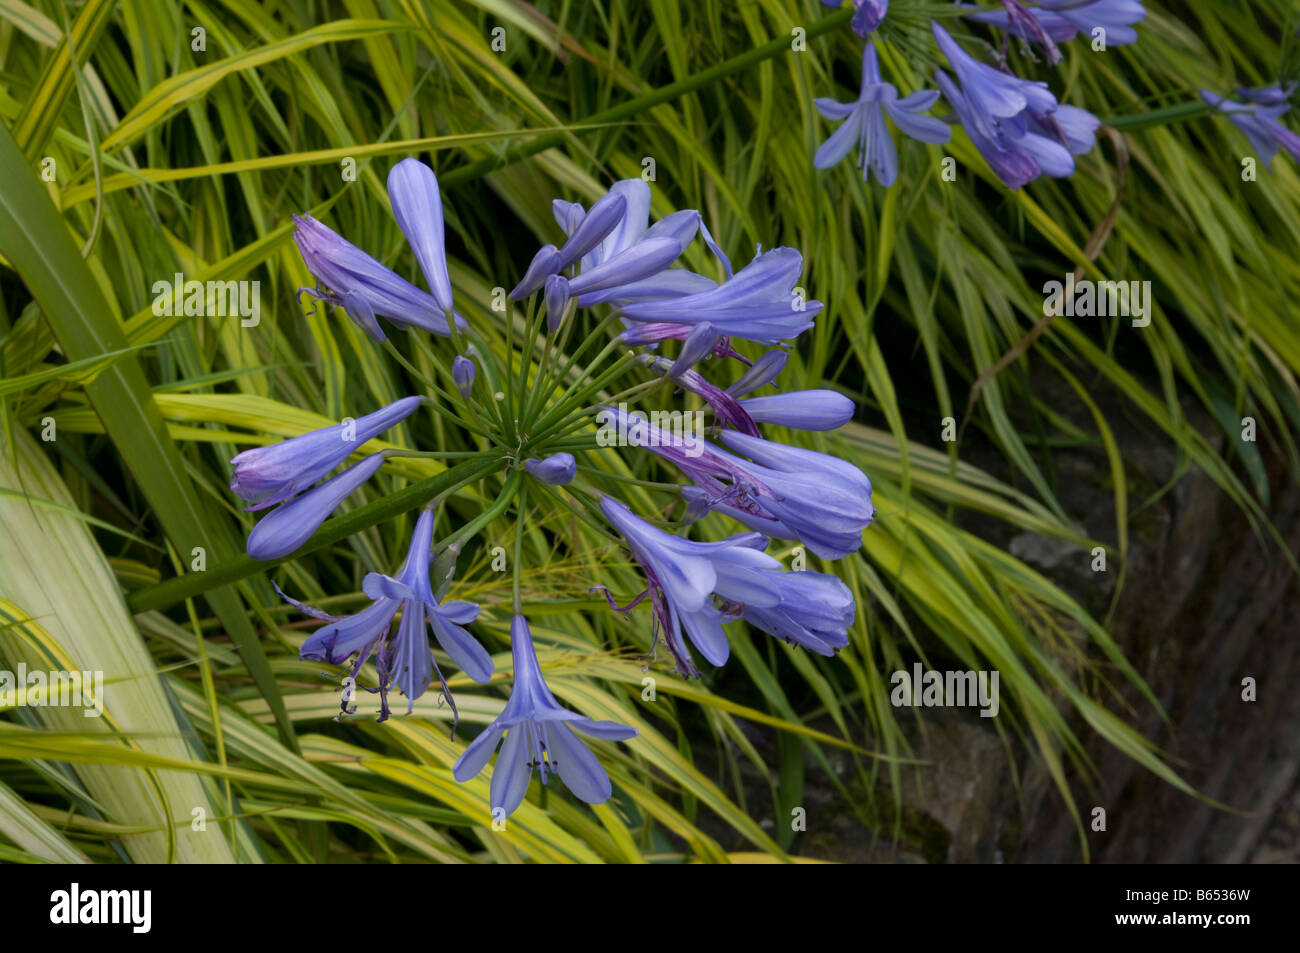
[815,40,950,186]
[1202,86,1300,168]
[291,509,494,721]
[599,497,856,677]
[619,246,821,343]
[452,615,637,816]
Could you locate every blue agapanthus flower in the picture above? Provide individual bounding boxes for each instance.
[1202,85,1300,168]
[288,509,493,721]
[932,21,1098,189]
[601,406,874,560]
[966,0,1147,50]
[814,40,951,186]
[599,497,856,677]
[619,246,821,343]
[230,396,421,511]
[452,614,637,816]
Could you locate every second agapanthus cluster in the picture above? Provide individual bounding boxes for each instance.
[814,1,1146,189]
[227,160,873,819]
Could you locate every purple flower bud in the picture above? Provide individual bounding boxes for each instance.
[852,1,889,38]
[452,354,476,398]
[230,396,421,510]
[544,273,571,332]
[726,349,788,396]
[670,323,720,376]
[387,159,455,313]
[524,452,577,485]
[246,453,385,560]
[510,244,564,299]
[556,191,627,268]
[739,390,856,431]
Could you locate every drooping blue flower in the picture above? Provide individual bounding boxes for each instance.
[967,0,1146,49]
[524,452,577,485]
[295,215,465,341]
[290,509,494,721]
[931,21,1091,189]
[452,614,637,816]
[600,406,874,559]
[740,570,856,658]
[599,497,856,677]
[932,22,1060,143]
[822,0,889,37]
[815,40,951,186]
[1202,86,1300,168]
[230,396,422,510]
[619,247,821,343]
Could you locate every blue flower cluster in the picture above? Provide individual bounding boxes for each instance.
[815,1,1150,189]
[228,160,873,818]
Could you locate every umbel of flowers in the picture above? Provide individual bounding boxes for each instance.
[229,159,872,818]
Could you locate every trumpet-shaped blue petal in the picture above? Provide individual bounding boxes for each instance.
[451,615,636,816]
